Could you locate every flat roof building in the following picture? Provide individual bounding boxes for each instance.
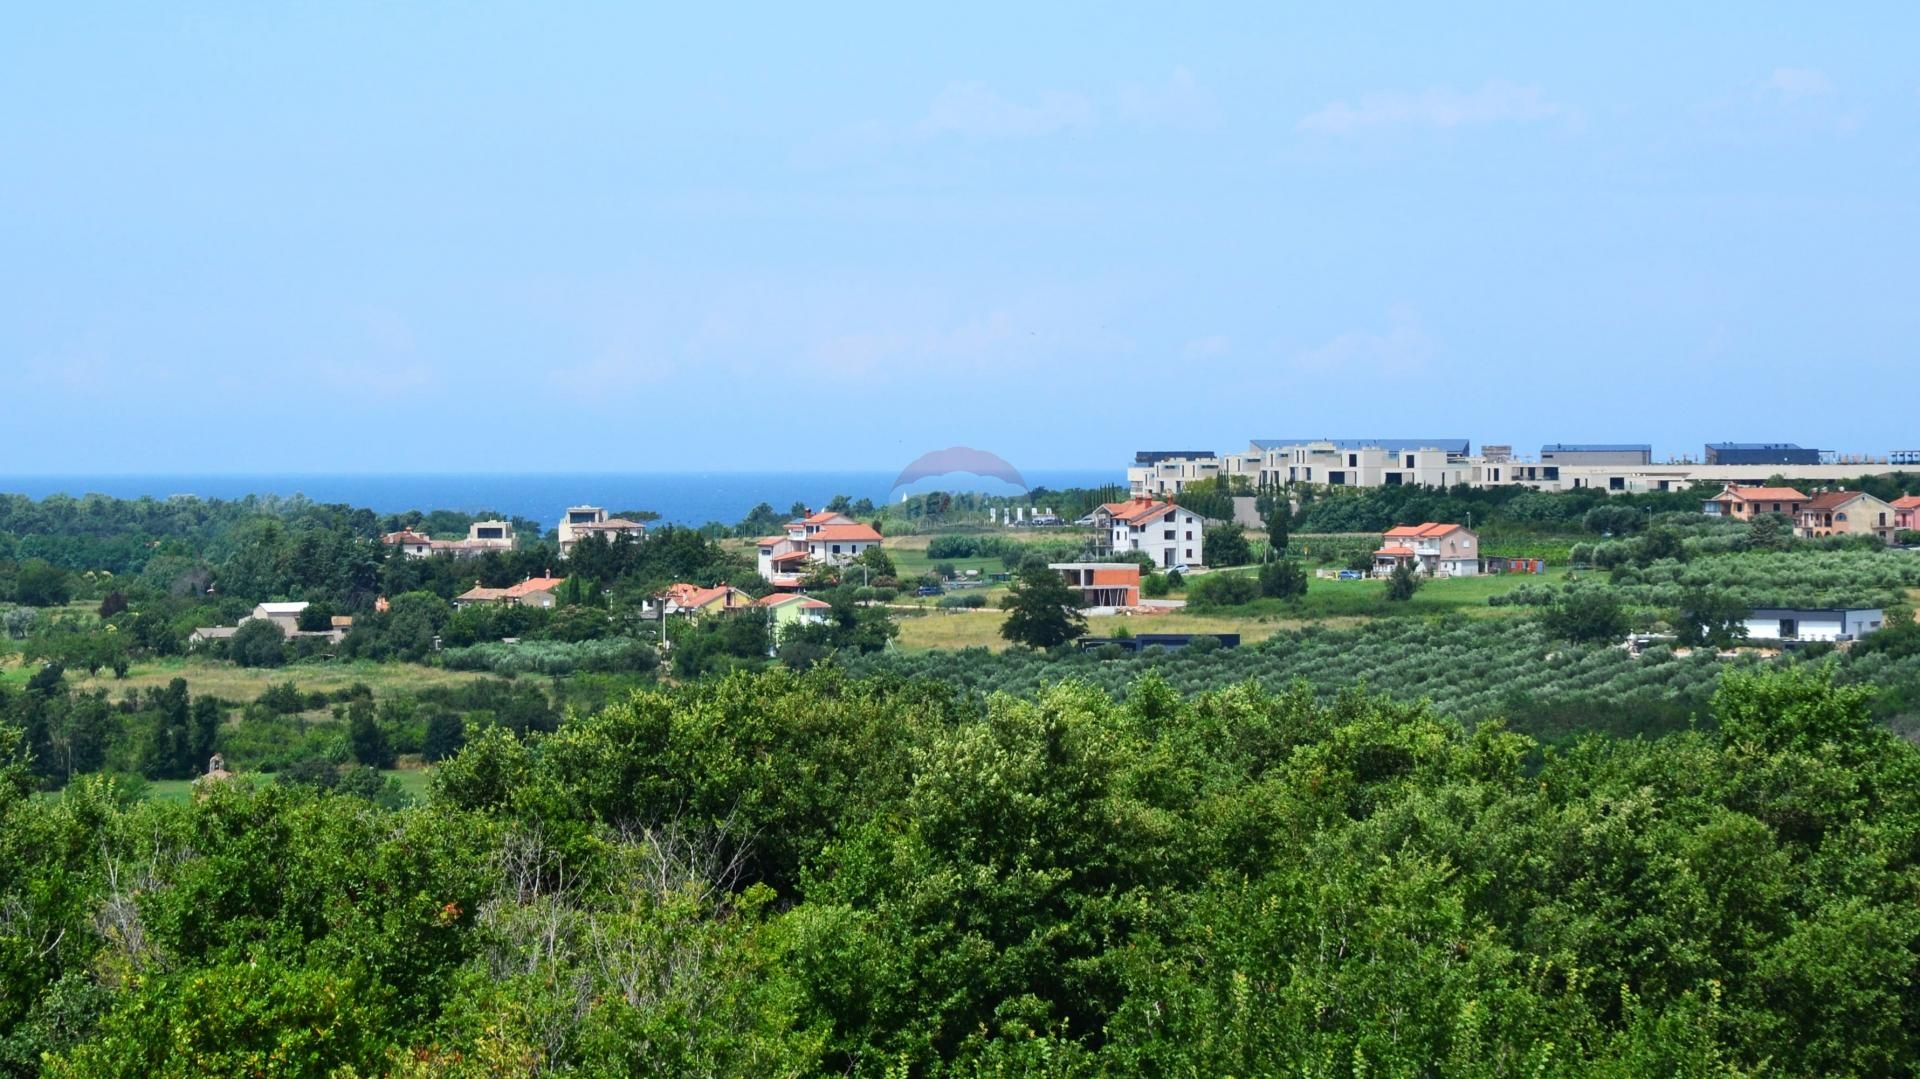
[1705,443,1823,466]
[1541,443,1653,467]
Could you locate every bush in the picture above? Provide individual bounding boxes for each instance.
[1205,524,1252,567]
[1257,559,1308,600]
[229,618,287,668]
[938,593,987,609]
[1186,572,1259,609]
[1141,573,1170,599]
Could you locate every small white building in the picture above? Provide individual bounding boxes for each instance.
[1743,607,1885,643]
[1091,499,1205,570]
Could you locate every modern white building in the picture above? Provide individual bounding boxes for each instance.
[1090,499,1205,570]
[1743,607,1885,643]
[557,506,648,557]
[381,521,516,560]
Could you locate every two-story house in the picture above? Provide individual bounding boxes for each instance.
[1373,522,1480,577]
[1893,495,1920,535]
[1090,499,1205,569]
[557,505,649,558]
[1796,490,1898,544]
[755,510,885,584]
[1701,485,1809,520]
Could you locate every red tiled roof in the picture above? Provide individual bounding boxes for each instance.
[771,550,811,564]
[1377,546,1415,557]
[1891,495,1920,510]
[1801,490,1871,512]
[456,585,510,601]
[383,530,432,545]
[1385,522,1463,538]
[1101,499,1183,525]
[1723,486,1808,502]
[756,536,789,546]
[757,593,829,609]
[809,524,883,542]
[505,576,566,598]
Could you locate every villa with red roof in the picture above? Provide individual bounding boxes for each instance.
[454,575,567,609]
[656,582,756,616]
[1701,484,1809,520]
[1089,498,1206,570]
[1373,522,1480,577]
[755,509,884,585]
[1893,495,1920,535]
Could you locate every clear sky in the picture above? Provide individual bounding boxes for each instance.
[4,4,1916,474]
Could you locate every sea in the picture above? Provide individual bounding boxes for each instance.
[0,471,1120,528]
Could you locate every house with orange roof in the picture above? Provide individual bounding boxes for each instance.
[1892,494,1920,534]
[1373,522,1480,577]
[756,591,832,631]
[454,575,567,609]
[755,509,885,583]
[381,529,435,558]
[656,582,756,616]
[1796,490,1898,544]
[1089,498,1206,570]
[1701,484,1809,520]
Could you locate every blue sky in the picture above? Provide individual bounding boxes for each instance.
[4,4,1916,474]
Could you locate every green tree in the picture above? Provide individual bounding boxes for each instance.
[228,618,287,668]
[1256,558,1308,600]
[1748,512,1792,552]
[999,562,1088,650]
[12,560,72,607]
[1265,510,1290,558]
[1206,523,1252,567]
[1542,588,1629,643]
[422,712,466,762]
[1186,571,1259,608]
[346,698,395,769]
[1385,560,1422,602]
[1676,589,1748,648]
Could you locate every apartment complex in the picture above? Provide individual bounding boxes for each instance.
[1129,438,1916,498]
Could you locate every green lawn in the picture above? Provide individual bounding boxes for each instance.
[61,656,493,702]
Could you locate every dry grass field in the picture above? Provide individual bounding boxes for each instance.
[58,657,494,703]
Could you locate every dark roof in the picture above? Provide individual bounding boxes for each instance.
[1251,438,1470,454]
[1748,606,1883,617]
[1706,442,1806,450]
[1134,450,1215,464]
[1541,443,1651,453]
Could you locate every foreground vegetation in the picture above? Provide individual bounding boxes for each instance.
[5,665,1920,1075]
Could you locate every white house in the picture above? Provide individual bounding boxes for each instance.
[557,506,649,558]
[1743,607,1885,643]
[755,510,884,585]
[1090,499,1205,570]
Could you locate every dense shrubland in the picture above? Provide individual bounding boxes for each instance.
[6,665,1920,1074]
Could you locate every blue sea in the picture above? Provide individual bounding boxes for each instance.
[0,471,1120,528]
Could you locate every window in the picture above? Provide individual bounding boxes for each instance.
[1185,549,1194,559]
[1405,454,1416,468]
[832,544,842,554]
[1347,453,1358,467]
[1185,531,1193,540]
[1163,530,1175,540]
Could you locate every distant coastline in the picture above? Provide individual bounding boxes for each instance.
[0,470,1117,528]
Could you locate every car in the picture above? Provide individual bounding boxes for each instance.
[1338,570,1366,581]
[915,585,945,596]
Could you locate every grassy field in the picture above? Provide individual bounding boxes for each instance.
[56,657,494,703]
[890,568,1563,651]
